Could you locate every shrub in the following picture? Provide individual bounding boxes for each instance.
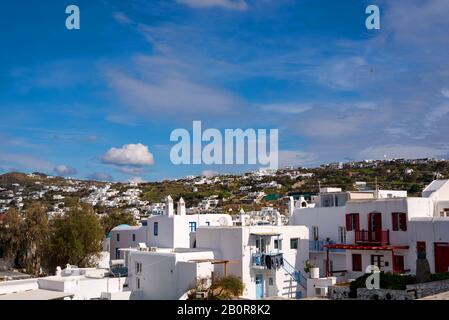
[349,272,417,298]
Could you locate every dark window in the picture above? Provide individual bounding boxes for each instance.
[392,213,407,231]
[153,222,158,236]
[116,233,120,242]
[115,248,120,259]
[132,234,136,242]
[417,241,426,259]
[274,239,282,250]
[290,238,299,249]
[345,213,360,231]
[189,222,197,233]
[352,254,362,271]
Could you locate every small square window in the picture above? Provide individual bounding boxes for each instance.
[290,238,299,249]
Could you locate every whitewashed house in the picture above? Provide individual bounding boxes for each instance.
[290,180,449,282]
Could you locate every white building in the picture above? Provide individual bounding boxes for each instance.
[0,266,128,300]
[125,224,309,300]
[290,180,449,282]
[110,196,233,260]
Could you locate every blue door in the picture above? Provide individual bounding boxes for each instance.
[255,274,264,299]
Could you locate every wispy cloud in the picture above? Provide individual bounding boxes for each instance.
[176,0,248,11]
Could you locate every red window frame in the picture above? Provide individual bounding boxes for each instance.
[352,254,362,272]
[346,213,360,231]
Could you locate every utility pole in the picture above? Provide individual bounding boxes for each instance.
[375,176,379,199]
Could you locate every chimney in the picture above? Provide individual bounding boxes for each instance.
[177,197,186,216]
[288,196,295,217]
[165,195,174,216]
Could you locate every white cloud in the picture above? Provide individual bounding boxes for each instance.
[101,143,155,166]
[54,165,77,176]
[113,12,133,25]
[278,150,318,167]
[87,172,112,181]
[441,88,449,98]
[129,176,145,184]
[258,103,312,115]
[358,144,449,160]
[105,66,240,119]
[201,170,219,177]
[176,0,248,11]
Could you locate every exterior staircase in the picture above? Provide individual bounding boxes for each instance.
[282,258,308,299]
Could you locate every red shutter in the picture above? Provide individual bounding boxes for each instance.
[392,213,399,231]
[399,213,407,231]
[354,214,360,231]
[352,254,362,271]
[346,214,352,231]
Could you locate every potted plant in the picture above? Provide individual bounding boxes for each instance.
[304,259,317,275]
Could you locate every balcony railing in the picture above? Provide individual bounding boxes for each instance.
[355,230,390,245]
[309,240,346,253]
[251,252,283,269]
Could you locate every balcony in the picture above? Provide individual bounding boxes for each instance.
[251,252,283,269]
[309,240,346,253]
[355,230,390,245]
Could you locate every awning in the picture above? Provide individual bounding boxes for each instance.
[322,244,409,250]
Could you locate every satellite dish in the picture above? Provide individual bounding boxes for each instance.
[219,217,229,226]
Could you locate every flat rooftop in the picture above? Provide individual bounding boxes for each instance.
[0,289,74,300]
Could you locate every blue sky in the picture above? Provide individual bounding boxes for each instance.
[1,0,449,182]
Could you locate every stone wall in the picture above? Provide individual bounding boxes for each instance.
[357,288,415,300]
[406,279,449,299]
[328,285,351,300]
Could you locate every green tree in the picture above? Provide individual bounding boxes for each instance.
[0,204,49,276]
[100,209,137,235]
[21,202,49,275]
[45,204,103,271]
[0,208,23,263]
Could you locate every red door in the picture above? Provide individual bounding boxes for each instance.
[369,212,382,242]
[435,243,449,273]
[393,255,405,273]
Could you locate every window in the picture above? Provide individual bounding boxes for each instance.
[311,226,319,241]
[345,213,360,231]
[268,277,274,286]
[274,239,282,250]
[440,209,449,217]
[371,255,384,268]
[417,241,426,259]
[290,238,299,249]
[338,226,346,244]
[189,222,197,232]
[256,238,266,252]
[136,277,140,289]
[135,262,142,274]
[116,233,120,242]
[153,222,158,236]
[0,246,4,259]
[352,254,362,271]
[115,248,120,259]
[392,213,407,231]
[132,234,136,242]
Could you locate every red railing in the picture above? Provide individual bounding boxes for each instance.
[355,230,390,245]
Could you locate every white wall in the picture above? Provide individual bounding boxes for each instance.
[110,226,147,259]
